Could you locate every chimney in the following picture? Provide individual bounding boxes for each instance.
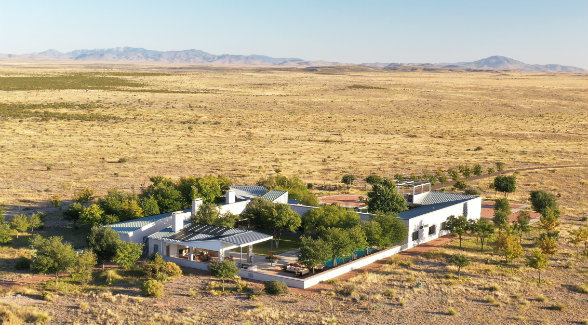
[191,198,203,216]
[225,190,236,204]
[172,211,183,232]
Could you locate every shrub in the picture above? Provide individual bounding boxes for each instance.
[335,284,356,297]
[547,303,565,311]
[163,262,183,279]
[485,284,500,292]
[140,279,163,297]
[536,295,547,302]
[384,288,395,297]
[264,280,289,295]
[572,283,588,294]
[447,307,458,316]
[41,291,57,301]
[464,187,481,195]
[15,257,31,270]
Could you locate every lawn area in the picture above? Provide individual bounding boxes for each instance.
[252,233,301,256]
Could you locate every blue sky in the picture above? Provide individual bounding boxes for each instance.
[1,0,586,68]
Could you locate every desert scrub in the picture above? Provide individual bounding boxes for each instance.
[447,307,458,316]
[0,302,51,324]
[547,303,566,311]
[335,284,356,297]
[536,295,548,302]
[140,279,164,297]
[264,280,289,295]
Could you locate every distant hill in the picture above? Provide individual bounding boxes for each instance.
[442,55,585,72]
[3,47,335,67]
[0,48,584,72]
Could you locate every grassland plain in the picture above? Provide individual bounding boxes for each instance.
[0,62,586,210]
[0,62,587,325]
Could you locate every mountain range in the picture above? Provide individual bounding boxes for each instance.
[0,47,584,72]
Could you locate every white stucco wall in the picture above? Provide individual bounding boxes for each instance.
[125,211,191,244]
[406,197,481,249]
[219,200,250,215]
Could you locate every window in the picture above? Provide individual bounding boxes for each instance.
[429,225,436,235]
[412,231,419,241]
[165,245,170,256]
[441,222,447,231]
[463,203,469,217]
[153,244,159,255]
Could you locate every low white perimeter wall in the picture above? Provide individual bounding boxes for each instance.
[163,256,210,271]
[240,245,403,289]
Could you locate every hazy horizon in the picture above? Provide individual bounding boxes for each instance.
[1,0,587,69]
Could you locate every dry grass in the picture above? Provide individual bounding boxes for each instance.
[0,64,586,208]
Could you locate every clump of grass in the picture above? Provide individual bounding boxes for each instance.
[384,288,395,297]
[0,302,51,324]
[117,157,128,163]
[547,303,565,311]
[447,307,458,316]
[41,291,57,302]
[485,296,496,304]
[536,295,548,302]
[571,283,588,294]
[336,284,356,297]
[188,288,198,297]
[484,284,500,292]
[79,302,90,310]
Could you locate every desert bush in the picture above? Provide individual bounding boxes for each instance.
[140,279,163,297]
[264,280,289,295]
[484,284,500,292]
[536,295,547,302]
[571,283,588,294]
[335,284,356,297]
[447,307,458,316]
[41,291,57,301]
[0,302,51,324]
[383,288,395,297]
[15,256,31,270]
[547,303,565,311]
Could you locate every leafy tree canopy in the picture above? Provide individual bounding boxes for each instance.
[257,174,318,206]
[301,204,360,236]
[366,179,408,214]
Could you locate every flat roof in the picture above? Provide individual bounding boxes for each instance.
[109,209,190,234]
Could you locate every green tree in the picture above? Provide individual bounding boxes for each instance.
[453,180,467,191]
[447,168,460,181]
[87,226,120,269]
[494,198,511,216]
[443,215,469,249]
[530,190,559,216]
[366,179,408,214]
[80,204,116,226]
[568,227,588,258]
[208,260,239,291]
[538,207,560,232]
[74,187,94,205]
[214,212,239,228]
[10,214,29,238]
[487,167,496,174]
[495,161,505,172]
[140,176,183,213]
[191,202,220,225]
[31,236,77,284]
[493,175,516,197]
[370,212,408,247]
[50,195,61,209]
[363,220,384,248]
[257,174,318,206]
[448,254,470,279]
[139,196,160,216]
[193,175,224,204]
[71,250,97,284]
[0,223,16,244]
[473,164,483,176]
[114,241,144,270]
[365,174,383,186]
[495,232,523,263]
[322,227,354,267]
[459,165,472,179]
[341,174,355,189]
[347,225,368,259]
[301,204,360,236]
[27,213,44,233]
[63,202,84,224]
[492,210,509,233]
[436,170,448,184]
[513,210,532,242]
[536,233,558,255]
[526,249,549,284]
[241,198,301,248]
[470,218,494,251]
[98,189,143,222]
[298,236,331,273]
